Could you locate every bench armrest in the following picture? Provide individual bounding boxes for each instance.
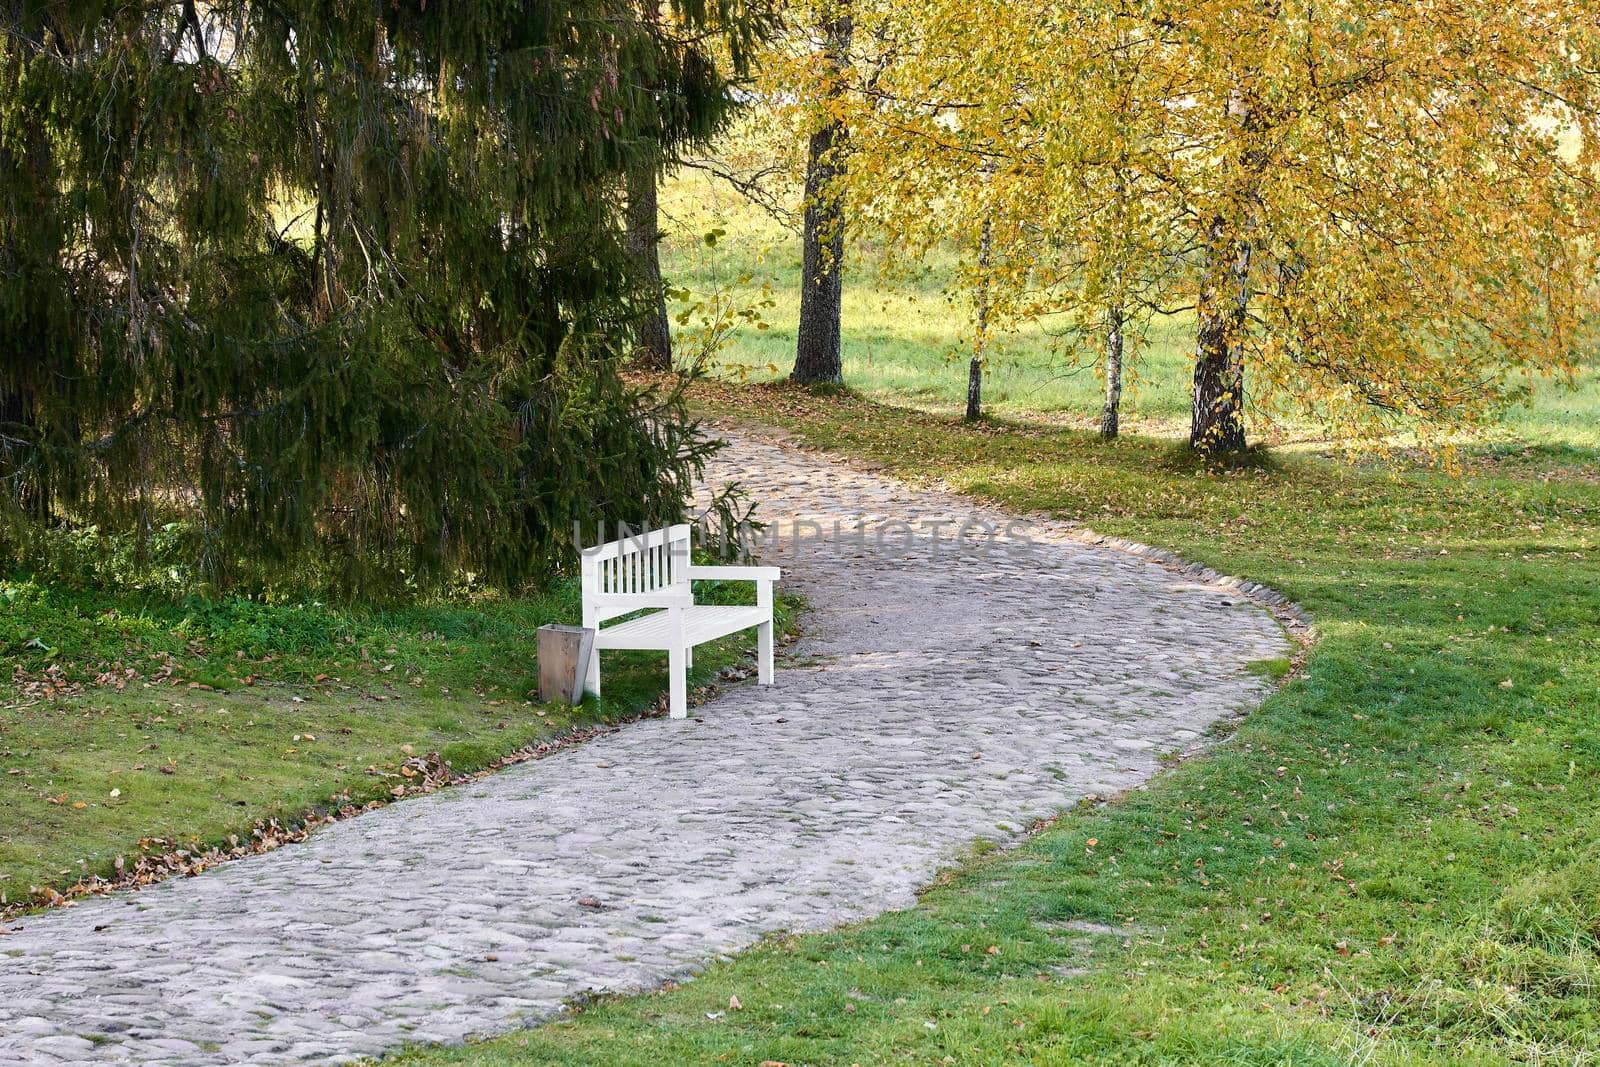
[684,565,781,582]
[587,591,694,609]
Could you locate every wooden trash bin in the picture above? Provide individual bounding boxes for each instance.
[537,624,595,705]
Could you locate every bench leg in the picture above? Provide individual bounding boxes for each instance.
[668,643,688,718]
[758,621,774,685]
[685,645,693,671]
[585,647,600,699]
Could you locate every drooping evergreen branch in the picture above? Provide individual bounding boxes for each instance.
[0,0,769,596]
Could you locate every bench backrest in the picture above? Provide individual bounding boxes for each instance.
[580,524,692,622]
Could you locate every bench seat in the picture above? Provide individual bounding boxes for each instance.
[594,605,770,651]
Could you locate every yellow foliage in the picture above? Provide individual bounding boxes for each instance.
[755,0,1600,448]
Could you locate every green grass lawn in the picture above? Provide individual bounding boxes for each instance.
[0,577,793,909]
[390,381,1599,1065]
[1500,361,1600,453]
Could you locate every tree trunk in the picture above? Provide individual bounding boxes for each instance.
[626,159,672,371]
[1100,302,1124,440]
[1191,83,1266,456]
[966,213,992,422]
[0,383,45,520]
[0,82,56,522]
[792,13,851,386]
[1191,221,1250,454]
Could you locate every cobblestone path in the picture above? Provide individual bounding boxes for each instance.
[0,431,1291,1065]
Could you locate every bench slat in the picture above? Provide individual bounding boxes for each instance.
[593,605,768,651]
[579,523,692,563]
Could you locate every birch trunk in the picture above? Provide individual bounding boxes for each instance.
[1100,302,1124,440]
[966,214,992,422]
[1191,220,1250,454]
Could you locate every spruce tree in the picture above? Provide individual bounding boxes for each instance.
[0,1,765,594]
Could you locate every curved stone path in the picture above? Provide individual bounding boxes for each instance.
[0,431,1290,1065]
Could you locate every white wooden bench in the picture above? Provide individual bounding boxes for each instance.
[580,523,779,719]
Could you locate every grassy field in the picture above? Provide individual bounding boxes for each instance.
[390,379,1599,1065]
[660,170,1600,452]
[0,575,793,909]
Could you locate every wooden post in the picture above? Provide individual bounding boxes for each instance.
[538,625,595,705]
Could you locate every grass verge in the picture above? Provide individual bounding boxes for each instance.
[391,382,1599,1065]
